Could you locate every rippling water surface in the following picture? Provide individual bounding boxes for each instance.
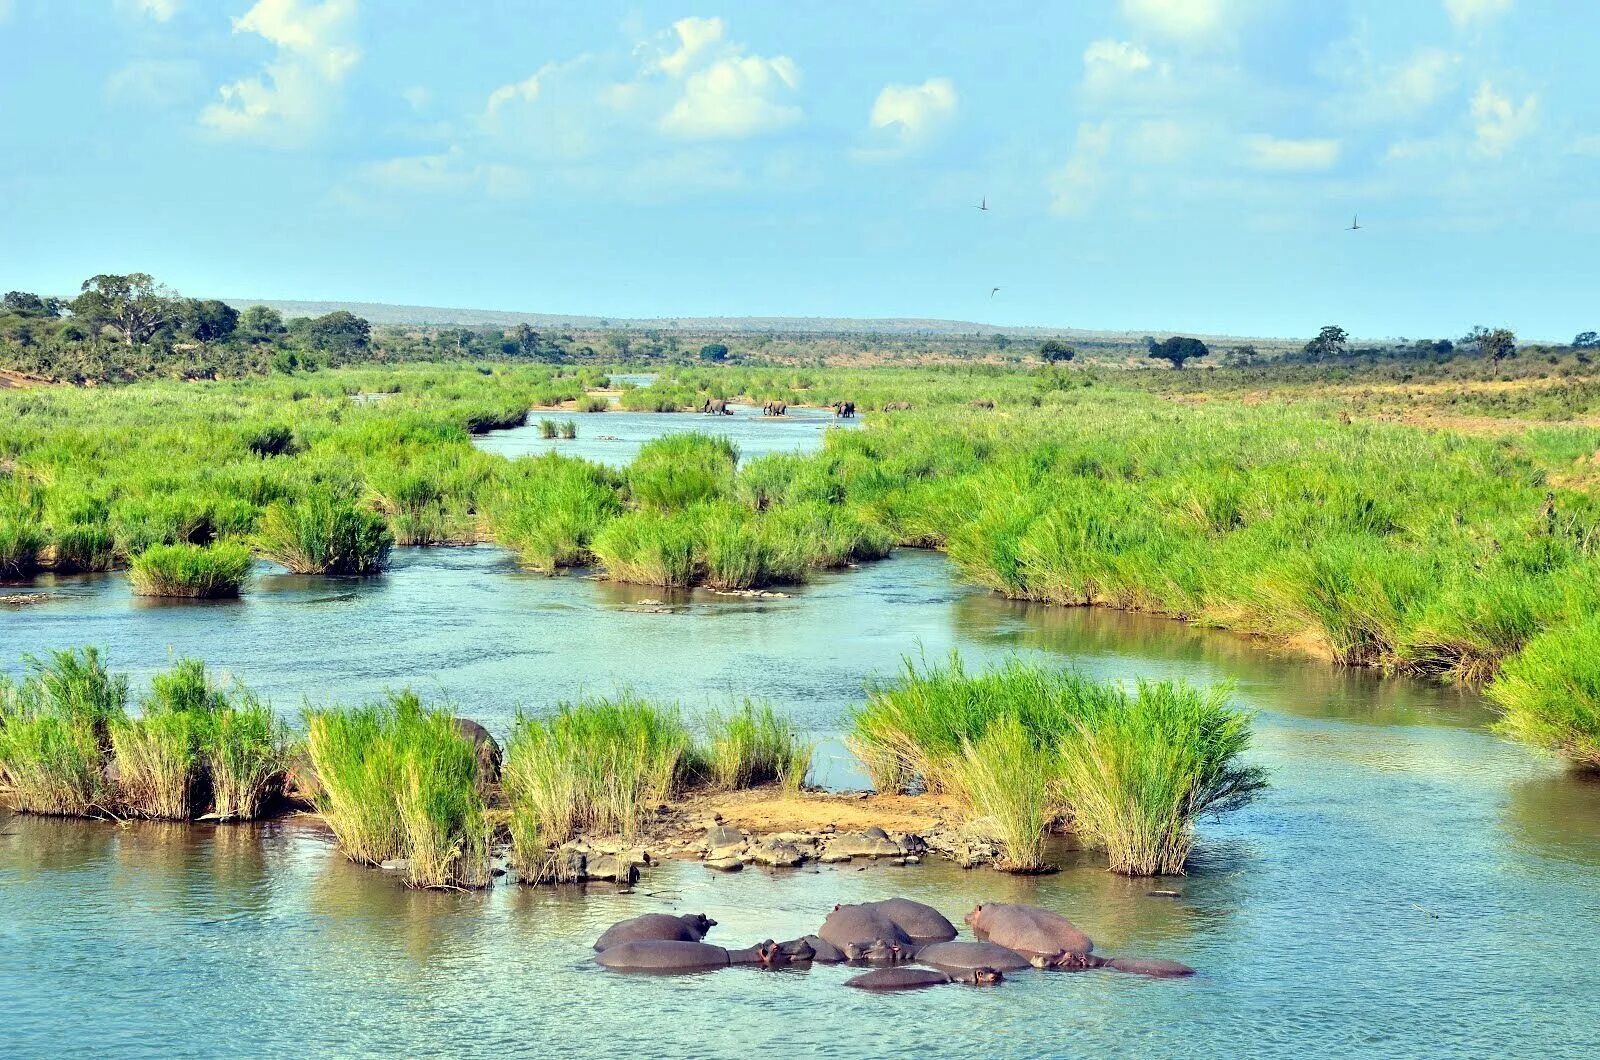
[4,548,1599,1057]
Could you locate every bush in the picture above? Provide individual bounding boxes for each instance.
[948,716,1054,872]
[129,542,252,598]
[590,510,700,587]
[629,434,737,511]
[256,492,393,575]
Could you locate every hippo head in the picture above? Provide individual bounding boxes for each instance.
[963,904,985,928]
[756,940,783,966]
[1041,949,1101,971]
[778,938,816,962]
[688,914,717,934]
[971,967,1004,986]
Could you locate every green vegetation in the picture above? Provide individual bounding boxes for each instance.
[700,700,812,793]
[0,649,125,815]
[305,691,491,889]
[128,542,253,598]
[1489,616,1600,770]
[850,658,1264,875]
[256,491,393,575]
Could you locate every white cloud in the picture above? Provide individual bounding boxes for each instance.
[1444,0,1513,27]
[116,0,180,20]
[361,146,526,197]
[486,72,541,115]
[653,16,726,77]
[1244,134,1341,170]
[1083,40,1157,94]
[1127,119,1195,162]
[658,53,801,139]
[1384,48,1459,113]
[106,59,202,106]
[1048,122,1115,216]
[1470,80,1536,156]
[1120,0,1226,40]
[864,77,957,154]
[199,0,360,147]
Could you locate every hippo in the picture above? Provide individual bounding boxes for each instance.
[451,718,502,787]
[818,903,913,950]
[727,941,781,966]
[915,941,1031,974]
[1103,957,1196,979]
[593,913,716,952]
[799,934,846,963]
[595,941,730,973]
[863,898,957,943]
[964,902,1094,957]
[843,939,916,964]
[776,938,817,963]
[966,967,1004,986]
[1029,950,1107,972]
[845,968,950,991]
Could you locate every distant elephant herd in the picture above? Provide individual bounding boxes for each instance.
[592,897,1193,992]
[698,399,858,417]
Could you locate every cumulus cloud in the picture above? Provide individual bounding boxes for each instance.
[858,77,957,157]
[1243,134,1341,171]
[116,0,180,20]
[1082,39,1158,94]
[1470,80,1537,156]
[660,53,801,139]
[1444,0,1513,27]
[1119,0,1226,40]
[199,0,361,147]
[653,15,726,77]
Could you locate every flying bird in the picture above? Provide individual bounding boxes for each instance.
[990,287,1001,298]
[1348,214,1362,231]
[974,196,989,212]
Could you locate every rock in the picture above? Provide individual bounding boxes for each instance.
[750,839,805,868]
[705,857,744,873]
[820,852,853,864]
[824,830,903,859]
[703,825,747,861]
[534,849,588,885]
[586,854,641,886]
[379,859,410,873]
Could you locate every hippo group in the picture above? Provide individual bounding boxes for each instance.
[592,899,1195,991]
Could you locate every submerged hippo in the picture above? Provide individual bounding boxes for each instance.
[729,940,815,968]
[843,939,916,964]
[595,940,730,973]
[965,902,1094,957]
[1103,957,1195,979]
[845,967,950,991]
[915,940,1032,973]
[593,913,716,952]
[862,898,957,943]
[1030,950,1106,972]
[799,934,846,963]
[818,903,913,950]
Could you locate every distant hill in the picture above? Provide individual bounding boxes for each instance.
[219,297,1295,346]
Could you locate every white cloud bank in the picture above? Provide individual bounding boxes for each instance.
[1244,134,1341,171]
[1470,80,1537,156]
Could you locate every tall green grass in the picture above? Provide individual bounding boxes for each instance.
[305,692,491,887]
[628,433,737,511]
[948,716,1054,872]
[700,700,813,792]
[0,517,43,580]
[129,542,253,598]
[0,649,126,815]
[487,455,620,572]
[1489,616,1600,769]
[256,491,393,575]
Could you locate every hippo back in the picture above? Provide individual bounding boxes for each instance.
[818,903,912,949]
[595,941,731,973]
[968,902,1094,956]
[915,940,1031,973]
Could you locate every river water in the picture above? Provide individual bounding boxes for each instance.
[4,555,1600,1055]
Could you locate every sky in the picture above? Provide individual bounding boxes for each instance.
[1,0,1596,340]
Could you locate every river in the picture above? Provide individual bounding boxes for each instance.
[3,546,1598,1057]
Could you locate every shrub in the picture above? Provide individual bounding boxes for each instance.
[256,492,393,575]
[590,510,700,587]
[576,396,609,413]
[129,542,252,598]
[246,425,295,457]
[487,455,621,571]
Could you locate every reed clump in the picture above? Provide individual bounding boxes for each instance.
[0,649,126,816]
[538,418,558,439]
[487,454,621,572]
[849,656,1264,875]
[256,491,393,575]
[305,692,491,888]
[1488,615,1600,769]
[129,542,253,598]
[701,700,813,792]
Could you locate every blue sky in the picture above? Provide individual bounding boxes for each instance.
[1,0,1596,339]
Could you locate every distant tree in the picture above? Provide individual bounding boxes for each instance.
[1039,339,1076,364]
[607,332,632,359]
[2,291,64,317]
[1148,335,1210,369]
[699,343,729,363]
[303,310,371,355]
[1461,325,1517,365]
[991,333,1010,350]
[180,299,239,343]
[239,305,285,341]
[1574,331,1599,349]
[72,273,177,346]
[1302,324,1349,361]
[1230,344,1260,366]
[516,323,540,358]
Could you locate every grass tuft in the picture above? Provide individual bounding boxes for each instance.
[129,542,252,598]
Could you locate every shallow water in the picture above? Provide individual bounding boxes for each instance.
[474,401,859,467]
[3,549,1600,1057]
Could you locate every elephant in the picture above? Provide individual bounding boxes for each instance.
[1103,957,1195,978]
[817,902,914,950]
[882,401,913,411]
[595,940,731,972]
[763,401,788,416]
[702,398,732,415]
[593,913,716,952]
[862,898,957,943]
[964,902,1094,957]
[914,940,1032,974]
[832,401,855,418]
[844,968,952,991]
[451,718,502,787]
